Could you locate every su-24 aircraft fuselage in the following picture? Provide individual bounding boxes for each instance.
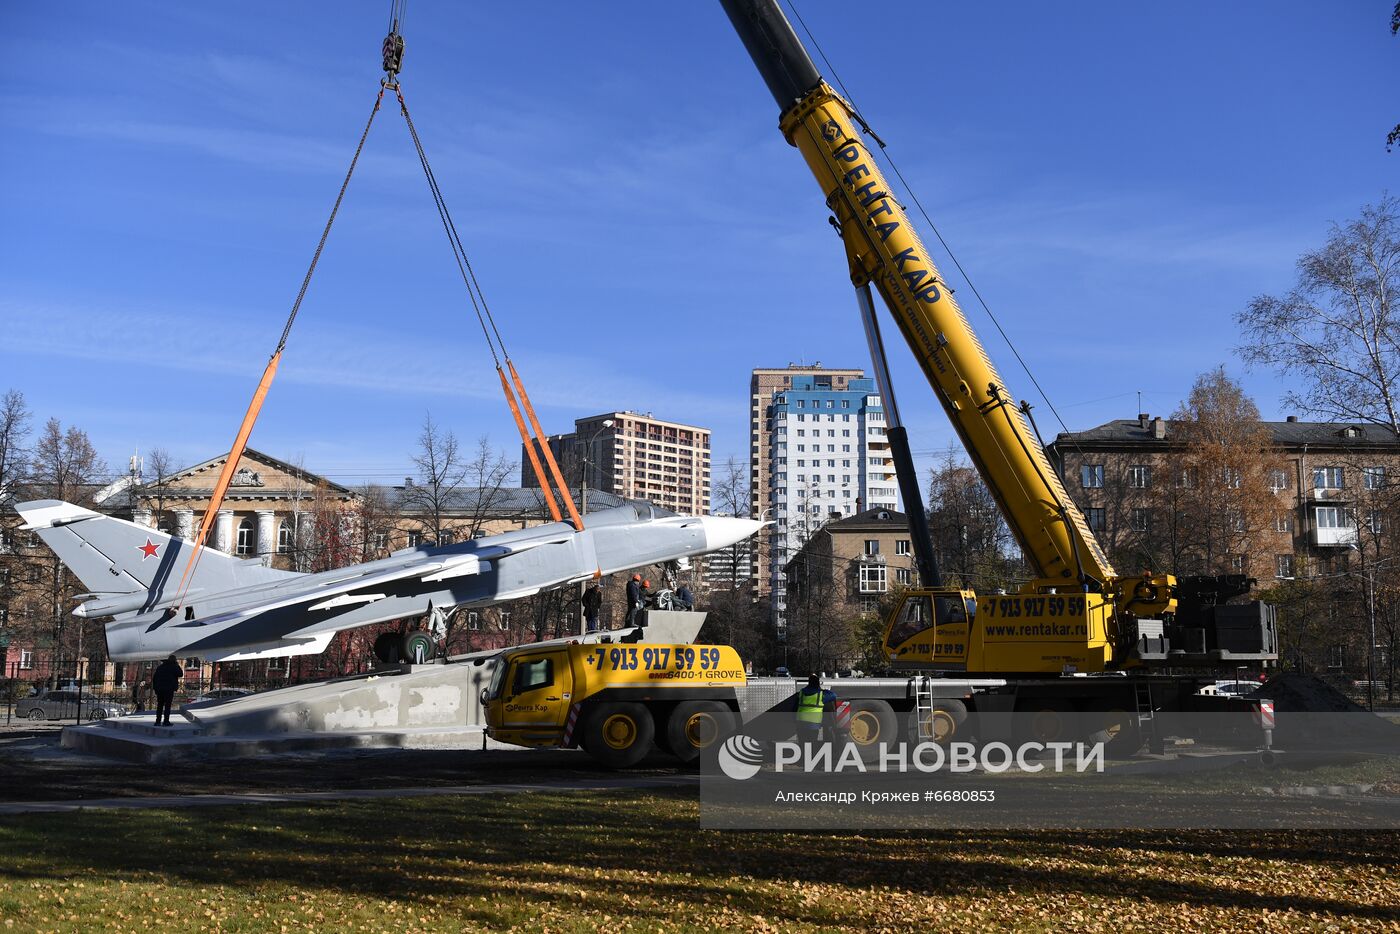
[15,500,762,663]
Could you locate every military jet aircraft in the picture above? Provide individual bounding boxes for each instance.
[14,499,761,663]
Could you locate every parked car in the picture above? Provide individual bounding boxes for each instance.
[188,687,254,704]
[1199,680,1262,697]
[16,690,128,721]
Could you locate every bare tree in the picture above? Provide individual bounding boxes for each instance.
[703,457,754,592]
[29,419,105,505]
[284,456,316,572]
[400,413,468,544]
[1390,5,1400,151]
[0,391,31,663]
[925,443,1025,591]
[142,447,177,532]
[29,419,107,668]
[1150,369,1283,577]
[457,437,517,541]
[0,390,32,503]
[697,585,770,663]
[1236,196,1400,432]
[421,437,516,653]
[352,484,394,562]
[696,457,771,662]
[783,537,854,672]
[305,485,356,574]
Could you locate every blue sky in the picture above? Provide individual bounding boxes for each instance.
[2,1,1396,499]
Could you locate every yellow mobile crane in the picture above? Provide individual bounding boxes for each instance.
[720,0,1278,677]
[483,1,1279,768]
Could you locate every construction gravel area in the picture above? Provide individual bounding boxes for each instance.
[0,727,674,803]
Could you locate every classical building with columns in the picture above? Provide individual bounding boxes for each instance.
[118,448,357,570]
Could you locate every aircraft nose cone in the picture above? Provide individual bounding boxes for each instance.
[700,516,764,552]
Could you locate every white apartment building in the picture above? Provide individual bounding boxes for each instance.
[766,375,896,626]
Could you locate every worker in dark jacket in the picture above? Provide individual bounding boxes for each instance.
[151,654,183,726]
[675,583,694,611]
[581,581,603,633]
[625,574,642,627]
[795,674,836,746]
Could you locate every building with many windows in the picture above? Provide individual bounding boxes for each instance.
[783,508,916,669]
[766,375,898,627]
[525,411,711,518]
[1049,414,1400,678]
[749,365,864,598]
[1049,415,1400,580]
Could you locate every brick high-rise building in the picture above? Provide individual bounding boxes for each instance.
[523,411,711,517]
[749,365,863,597]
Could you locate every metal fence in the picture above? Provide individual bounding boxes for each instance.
[2,657,113,726]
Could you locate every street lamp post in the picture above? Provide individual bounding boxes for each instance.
[1350,538,1380,713]
[1364,561,1378,713]
[578,419,614,634]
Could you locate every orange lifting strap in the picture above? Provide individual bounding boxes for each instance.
[177,13,589,608]
[510,361,583,529]
[498,367,562,523]
[173,81,386,607]
[172,352,280,601]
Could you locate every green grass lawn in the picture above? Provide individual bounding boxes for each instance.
[0,789,1396,932]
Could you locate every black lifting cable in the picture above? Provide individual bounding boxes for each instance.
[375,0,511,368]
[277,86,386,355]
[394,83,508,368]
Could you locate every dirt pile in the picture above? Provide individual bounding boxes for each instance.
[1253,673,1398,750]
[1254,673,1367,713]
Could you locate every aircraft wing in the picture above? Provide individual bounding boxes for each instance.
[177,534,573,637]
[201,632,337,663]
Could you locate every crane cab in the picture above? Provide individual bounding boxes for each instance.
[883,589,978,670]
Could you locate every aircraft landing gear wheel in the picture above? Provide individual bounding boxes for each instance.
[583,702,655,769]
[401,630,435,665]
[27,708,44,721]
[666,701,735,765]
[373,632,401,664]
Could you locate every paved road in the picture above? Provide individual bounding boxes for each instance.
[0,774,699,814]
[0,728,694,808]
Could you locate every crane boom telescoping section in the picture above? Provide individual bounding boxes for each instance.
[721,0,1280,674]
[719,0,1114,591]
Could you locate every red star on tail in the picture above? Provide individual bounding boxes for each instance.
[138,539,160,560]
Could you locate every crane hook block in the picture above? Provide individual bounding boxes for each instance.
[382,31,405,78]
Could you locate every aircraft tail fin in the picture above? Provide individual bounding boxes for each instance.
[15,500,297,603]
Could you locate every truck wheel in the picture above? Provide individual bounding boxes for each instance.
[1015,700,1077,745]
[844,699,897,760]
[401,630,435,665]
[911,699,967,745]
[1088,701,1142,757]
[666,701,735,764]
[373,632,401,664]
[584,702,655,769]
